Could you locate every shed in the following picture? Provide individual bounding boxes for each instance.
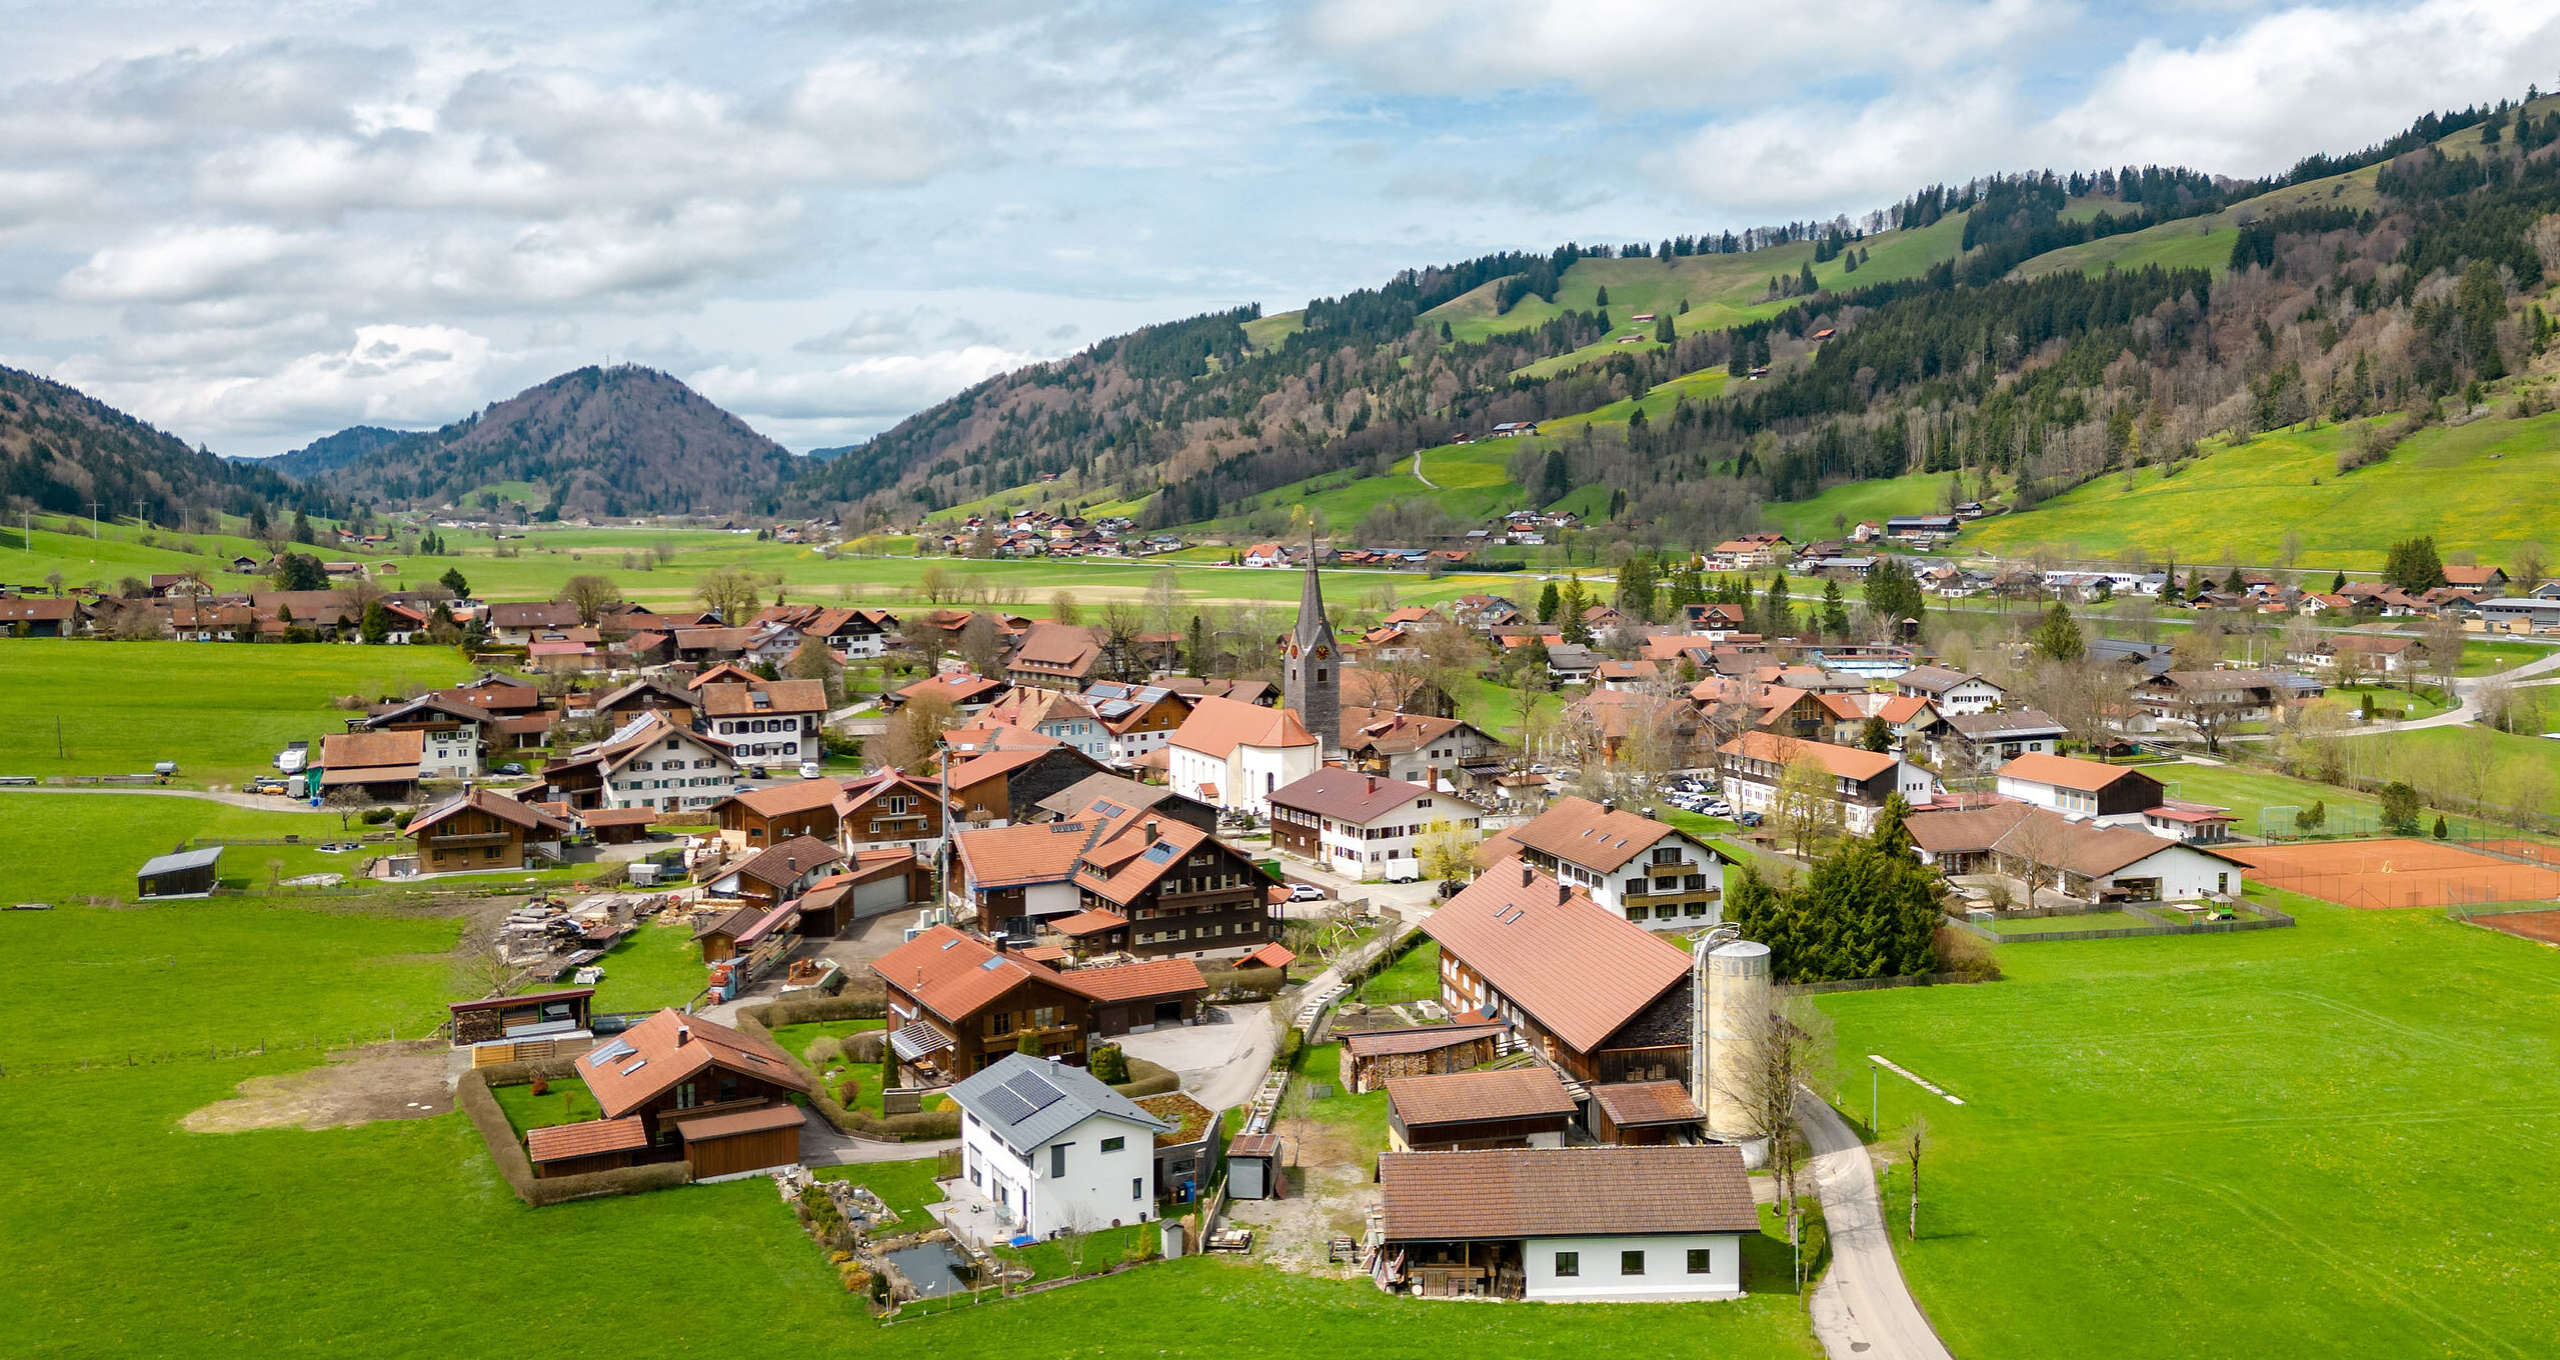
[446,987,596,1046]
[691,906,765,963]
[525,1116,647,1177]
[672,1103,805,1181]
[579,806,657,844]
[136,846,224,899]
[1227,1130,1282,1200]
[1587,1080,1707,1145]
[1336,1022,1505,1093]
[1386,1067,1576,1152]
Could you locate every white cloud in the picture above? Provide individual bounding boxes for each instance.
[1305,0,2065,107]
[690,344,1038,424]
[2047,0,2560,173]
[66,322,497,438]
[58,223,310,303]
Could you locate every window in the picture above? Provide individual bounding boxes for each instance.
[673,1082,697,1110]
[1051,1144,1069,1177]
[1686,1248,1713,1275]
[1132,1177,1143,1200]
[1553,1251,1579,1278]
[1101,1136,1125,1153]
[1620,1250,1645,1276]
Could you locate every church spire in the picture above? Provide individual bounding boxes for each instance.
[1285,535,1339,758]
[1293,534,1332,647]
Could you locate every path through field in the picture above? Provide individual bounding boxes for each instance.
[1798,1089,1956,1360]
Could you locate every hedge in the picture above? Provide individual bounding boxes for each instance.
[746,986,887,1028]
[1112,1055,1180,1099]
[736,995,955,1141]
[458,1068,693,1206]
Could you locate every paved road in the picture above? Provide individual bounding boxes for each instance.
[0,783,305,810]
[1797,1087,1955,1360]
[1118,1002,1278,1112]
[798,1107,956,1166]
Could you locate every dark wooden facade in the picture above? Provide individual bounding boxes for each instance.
[1389,1108,1569,1153]
[1088,838,1279,961]
[885,971,1093,1084]
[413,803,537,874]
[1437,951,1689,1087]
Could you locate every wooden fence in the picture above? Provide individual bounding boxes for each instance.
[1944,900,2296,944]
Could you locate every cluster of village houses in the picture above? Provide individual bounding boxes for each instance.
[29,526,2525,1302]
[217,550,2343,1304]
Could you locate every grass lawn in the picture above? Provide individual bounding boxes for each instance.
[1762,470,1972,544]
[1286,1041,1391,1149]
[1985,910,2159,935]
[814,1155,947,1223]
[0,791,392,900]
[580,921,710,1014]
[991,1223,1156,1283]
[1354,940,1439,1005]
[491,1077,604,1134]
[1813,885,2560,1359]
[1965,409,2560,570]
[771,1017,889,1066]
[2461,638,2548,676]
[0,640,471,786]
[2325,683,2448,722]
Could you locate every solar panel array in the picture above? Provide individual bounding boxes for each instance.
[1142,841,1179,865]
[978,1069,1067,1126]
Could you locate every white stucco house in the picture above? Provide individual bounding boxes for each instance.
[1489,795,1729,931]
[1266,769,1485,882]
[1373,1145,1758,1301]
[1166,695,1319,816]
[1893,665,2006,716]
[950,1053,1169,1240]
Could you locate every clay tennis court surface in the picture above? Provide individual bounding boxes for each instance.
[2469,909,2560,945]
[2221,838,2560,909]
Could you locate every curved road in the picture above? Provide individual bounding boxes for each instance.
[1797,1087,1955,1360]
[1410,450,1437,489]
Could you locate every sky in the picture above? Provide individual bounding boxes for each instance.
[4,0,2559,458]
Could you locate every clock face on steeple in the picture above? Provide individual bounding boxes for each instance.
[1314,645,1331,660]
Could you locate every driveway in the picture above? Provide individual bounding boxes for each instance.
[797,1105,954,1167]
[1797,1087,1954,1360]
[1115,1003,1276,1111]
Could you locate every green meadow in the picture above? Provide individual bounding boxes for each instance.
[1816,885,2560,1360]
[0,640,470,786]
[1968,411,2560,569]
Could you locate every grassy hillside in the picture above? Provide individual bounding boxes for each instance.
[1763,471,1970,543]
[1427,212,1973,380]
[1966,410,2560,568]
[2013,163,2381,280]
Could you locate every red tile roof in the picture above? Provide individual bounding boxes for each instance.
[1422,857,1689,1054]
[525,1116,647,1162]
[1995,751,2151,792]
[1171,694,1315,757]
[1341,1022,1505,1058]
[1047,908,1130,937]
[1720,730,1898,780]
[573,1010,807,1118]
[1387,1067,1576,1128]
[1588,1080,1706,1128]
[870,925,1061,1024]
[1378,1145,1759,1240]
[1494,795,1692,873]
[1053,956,1207,1004]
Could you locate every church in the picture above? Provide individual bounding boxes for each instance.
[1165,550,1335,814]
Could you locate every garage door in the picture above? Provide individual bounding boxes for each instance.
[851,875,910,919]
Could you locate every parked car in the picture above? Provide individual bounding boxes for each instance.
[1287,883,1327,903]
[746,765,770,780]
[799,761,824,779]
[492,762,527,776]
[1737,811,1763,827]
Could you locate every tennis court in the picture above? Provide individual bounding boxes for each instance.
[2221,838,2560,910]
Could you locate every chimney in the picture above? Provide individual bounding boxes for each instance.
[1519,862,1533,888]
[1145,819,1160,841]
[675,1022,691,1047]
[1365,775,1378,796]
[1601,798,1616,814]
[1556,881,1571,906]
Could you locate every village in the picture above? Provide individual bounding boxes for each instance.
[23,503,2560,1350]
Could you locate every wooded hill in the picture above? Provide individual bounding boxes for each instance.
[814,92,2560,563]
[294,366,804,519]
[0,364,317,526]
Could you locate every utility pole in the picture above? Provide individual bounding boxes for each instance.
[89,502,101,540]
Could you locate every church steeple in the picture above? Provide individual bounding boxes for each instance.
[1284,538,1339,758]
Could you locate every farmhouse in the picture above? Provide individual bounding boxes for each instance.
[872,925,1096,1084]
[1906,802,2246,902]
[834,768,946,857]
[1268,769,1484,881]
[951,1052,1167,1239]
[1386,1067,1577,1152]
[316,729,426,804]
[1077,682,1194,763]
[702,835,843,913]
[561,1010,813,1180]
[1933,709,2070,772]
[1337,1022,1507,1093]
[1893,665,2006,715]
[538,712,737,813]
[698,679,826,769]
[1372,1145,1757,1300]
[942,734,1109,825]
[712,778,844,853]
[1717,731,1940,836]
[405,787,573,874]
[1426,859,1695,1087]
[352,695,489,777]
[1481,796,1728,931]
